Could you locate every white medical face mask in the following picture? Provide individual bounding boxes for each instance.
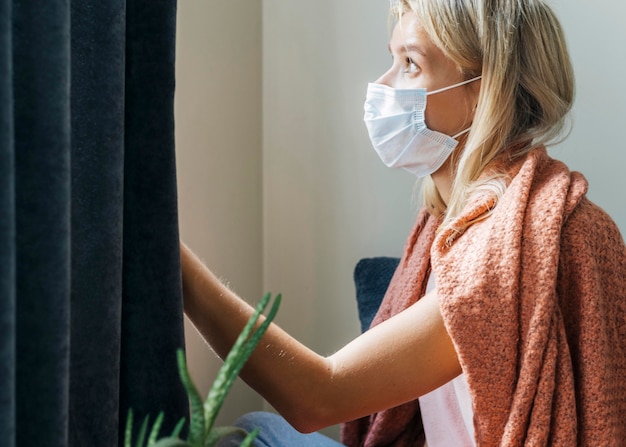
[363,76,481,178]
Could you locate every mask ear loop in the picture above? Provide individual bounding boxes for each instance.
[451,127,471,140]
[428,76,482,96]
[451,102,480,140]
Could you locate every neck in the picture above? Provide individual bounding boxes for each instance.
[431,158,454,206]
[430,131,471,205]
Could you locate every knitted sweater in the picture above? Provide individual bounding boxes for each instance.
[342,148,626,446]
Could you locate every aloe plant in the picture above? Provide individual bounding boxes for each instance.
[125,292,282,447]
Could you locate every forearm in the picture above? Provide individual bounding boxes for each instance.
[180,241,256,358]
[180,242,335,432]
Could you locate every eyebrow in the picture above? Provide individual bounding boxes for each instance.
[404,44,427,56]
[387,43,427,57]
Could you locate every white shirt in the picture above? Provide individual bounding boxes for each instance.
[418,273,476,447]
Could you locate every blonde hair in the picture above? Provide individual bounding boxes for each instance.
[393,0,574,229]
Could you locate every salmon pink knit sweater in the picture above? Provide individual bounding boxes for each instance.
[342,148,626,446]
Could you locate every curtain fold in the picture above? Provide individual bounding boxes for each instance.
[0,0,15,444]
[119,0,188,442]
[13,1,72,446]
[68,0,126,444]
[1,0,188,445]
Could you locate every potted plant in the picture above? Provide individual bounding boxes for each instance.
[125,292,281,447]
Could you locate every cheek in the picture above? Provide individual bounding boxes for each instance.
[425,93,474,135]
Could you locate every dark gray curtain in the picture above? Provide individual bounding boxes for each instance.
[1,0,188,446]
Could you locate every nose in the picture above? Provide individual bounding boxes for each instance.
[373,67,395,87]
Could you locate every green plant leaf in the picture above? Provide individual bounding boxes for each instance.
[170,417,186,439]
[150,438,194,447]
[204,293,281,433]
[215,293,281,416]
[204,425,249,447]
[125,410,134,447]
[147,412,165,446]
[177,349,205,444]
[238,428,260,447]
[135,415,150,447]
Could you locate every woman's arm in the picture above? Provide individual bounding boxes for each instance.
[181,242,461,433]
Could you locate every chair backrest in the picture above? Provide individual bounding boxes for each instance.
[353,257,400,332]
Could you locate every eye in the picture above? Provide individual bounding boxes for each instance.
[404,57,419,75]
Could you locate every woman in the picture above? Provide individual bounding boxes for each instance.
[181,0,626,445]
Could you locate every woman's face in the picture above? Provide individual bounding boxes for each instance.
[374,11,478,137]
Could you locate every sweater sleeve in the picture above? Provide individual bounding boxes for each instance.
[556,197,626,445]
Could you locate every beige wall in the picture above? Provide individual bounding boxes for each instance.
[550,0,626,228]
[175,0,626,439]
[175,0,264,426]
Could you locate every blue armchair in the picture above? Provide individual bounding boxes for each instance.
[353,257,400,332]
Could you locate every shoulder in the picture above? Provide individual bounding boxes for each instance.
[561,196,625,254]
[558,193,626,299]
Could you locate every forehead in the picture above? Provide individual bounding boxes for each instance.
[388,11,435,56]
